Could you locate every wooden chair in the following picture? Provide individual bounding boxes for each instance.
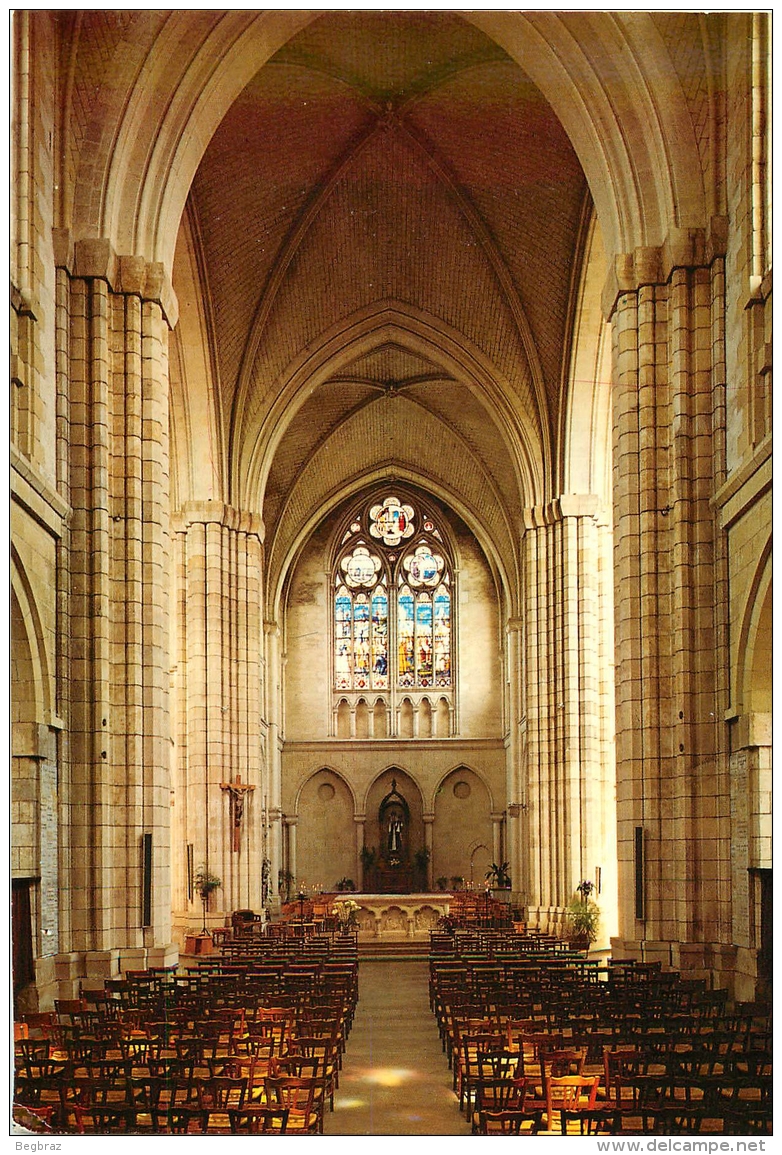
[228,1106,290,1133]
[126,1074,168,1132]
[524,1043,580,1109]
[265,1075,323,1134]
[288,1033,340,1108]
[15,1036,51,1069]
[13,1063,69,1130]
[162,1076,205,1134]
[21,1011,61,1045]
[197,1075,248,1132]
[469,1049,523,1128]
[605,1055,670,1135]
[545,1074,601,1134]
[223,1054,272,1103]
[474,1074,544,1134]
[478,1109,541,1135]
[455,1031,506,1116]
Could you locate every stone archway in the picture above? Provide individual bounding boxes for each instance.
[432,767,493,890]
[364,769,425,893]
[296,769,356,894]
[729,553,772,999]
[11,570,59,1010]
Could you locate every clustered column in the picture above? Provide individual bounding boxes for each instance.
[520,496,613,935]
[171,502,265,930]
[611,239,729,972]
[59,242,172,955]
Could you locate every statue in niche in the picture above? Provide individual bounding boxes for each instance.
[388,814,403,854]
[379,778,409,872]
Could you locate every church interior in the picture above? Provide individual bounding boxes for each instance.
[11,9,771,1135]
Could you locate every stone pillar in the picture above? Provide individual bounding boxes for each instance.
[171,503,265,928]
[491,813,503,870]
[264,620,283,901]
[610,237,729,966]
[505,619,526,901]
[423,813,434,890]
[354,815,366,890]
[58,243,174,953]
[267,808,283,911]
[521,496,613,935]
[286,818,298,891]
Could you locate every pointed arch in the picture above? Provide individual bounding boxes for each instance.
[75,12,707,282]
[11,549,53,727]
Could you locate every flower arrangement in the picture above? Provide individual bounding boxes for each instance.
[332,898,360,931]
[194,866,222,904]
[194,866,221,935]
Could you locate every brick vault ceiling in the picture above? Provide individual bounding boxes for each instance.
[182,9,589,548]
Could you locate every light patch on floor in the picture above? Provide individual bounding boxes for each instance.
[360,1066,415,1087]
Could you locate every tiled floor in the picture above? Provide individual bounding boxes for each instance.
[323,960,473,1136]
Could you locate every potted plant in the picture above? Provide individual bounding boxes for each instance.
[485,861,512,889]
[565,879,600,949]
[194,866,222,934]
[436,876,449,892]
[450,875,465,890]
[336,877,356,892]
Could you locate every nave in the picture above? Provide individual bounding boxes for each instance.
[324,959,472,1136]
[11,10,773,1024]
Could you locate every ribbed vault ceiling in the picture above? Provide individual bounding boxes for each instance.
[179,9,591,597]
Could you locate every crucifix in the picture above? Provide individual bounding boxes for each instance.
[220,774,255,852]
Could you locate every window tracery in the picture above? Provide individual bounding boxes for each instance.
[332,496,454,711]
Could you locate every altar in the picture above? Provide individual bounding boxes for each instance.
[346,892,452,938]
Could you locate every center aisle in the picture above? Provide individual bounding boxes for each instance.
[323,959,473,1136]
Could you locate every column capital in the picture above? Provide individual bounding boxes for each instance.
[422,812,435,824]
[522,495,599,531]
[601,219,727,319]
[173,501,265,540]
[54,232,180,327]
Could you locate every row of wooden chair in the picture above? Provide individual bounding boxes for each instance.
[452,1030,773,1136]
[15,937,358,1134]
[430,934,771,1136]
[15,1063,328,1134]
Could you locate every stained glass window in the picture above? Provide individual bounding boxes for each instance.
[397,586,415,687]
[335,572,389,692]
[335,586,353,690]
[433,584,451,685]
[369,496,415,545]
[371,587,389,688]
[334,497,453,693]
